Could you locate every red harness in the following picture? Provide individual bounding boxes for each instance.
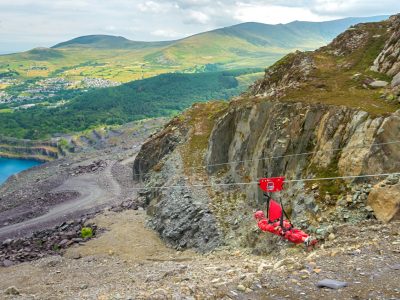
[255,177,317,247]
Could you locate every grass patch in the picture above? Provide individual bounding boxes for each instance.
[180,101,229,173]
[279,21,400,116]
[307,158,347,201]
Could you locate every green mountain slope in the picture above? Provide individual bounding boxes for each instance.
[52,35,174,49]
[0,69,262,139]
[0,16,389,83]
[143,16,389,69]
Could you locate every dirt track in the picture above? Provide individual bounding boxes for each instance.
[0,161,130,240]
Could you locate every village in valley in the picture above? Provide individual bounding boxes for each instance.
[0,74,120,107]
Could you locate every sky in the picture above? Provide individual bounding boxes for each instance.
[0,0,399,53]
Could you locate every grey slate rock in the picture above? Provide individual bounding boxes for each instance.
[369,80,388,88]
[4,286,20,295]
[392,72,400,88]
[316,279,348,289]
[391,264,400,270]
[2,259,14,267]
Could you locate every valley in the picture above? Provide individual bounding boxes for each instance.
[0,16,387,109]
[0,15,389,142]
[0,68,262,139]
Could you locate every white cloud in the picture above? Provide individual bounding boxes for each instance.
[233,3,328,24]
[151,29,182,38]
[137,1,169,13]
[105,25,117,32]
[310,0,397,16]
[184,10,210,24]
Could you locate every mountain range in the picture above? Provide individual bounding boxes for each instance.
[0,15,389,83]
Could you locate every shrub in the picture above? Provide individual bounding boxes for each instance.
[81,227,93,239]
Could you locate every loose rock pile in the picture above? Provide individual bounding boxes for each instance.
[0,219,97,267]
[0,196,144,267]
[0,191,79,228]
[108,198,141,213]
[70,160,107,176]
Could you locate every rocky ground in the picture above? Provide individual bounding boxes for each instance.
[0,209,398,299]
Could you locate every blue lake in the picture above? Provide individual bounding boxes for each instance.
[0,157,42,185]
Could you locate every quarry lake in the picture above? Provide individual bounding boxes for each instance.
[0,157,42,185]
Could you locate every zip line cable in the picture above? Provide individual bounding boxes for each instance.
[202,140,400,169]
[132,139,400,178]
[129,171,400,191]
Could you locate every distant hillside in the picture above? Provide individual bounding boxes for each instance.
[52,35,174,49]
[218,16,389,48]
[0,69,262,139]
[0,16,389,83]
[117,16,391,69]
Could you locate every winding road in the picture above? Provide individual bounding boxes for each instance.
[0,161,129,240]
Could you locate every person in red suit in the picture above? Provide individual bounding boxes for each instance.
[254,210,316,247]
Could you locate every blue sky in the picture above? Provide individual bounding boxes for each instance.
[0,0,399,53]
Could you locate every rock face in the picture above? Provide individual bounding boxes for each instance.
[132,119,183,181]
[326,23,370,57]
[367,178,400,223]
[135,99,400,252]
[133,103,226,252]
[206,102,400,182]
[250,51,315,98]
[0,136,61,161]
[205,101,400,226]
[147,180,221,252]
[372,14,400,78]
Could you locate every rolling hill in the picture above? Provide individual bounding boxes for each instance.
[0,16,389,83]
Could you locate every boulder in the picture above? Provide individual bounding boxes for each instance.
[369,80,389,88]
[392,72,400,88]
[367,181,400,222]
[4,286,20,295]
[317,279,348,289]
